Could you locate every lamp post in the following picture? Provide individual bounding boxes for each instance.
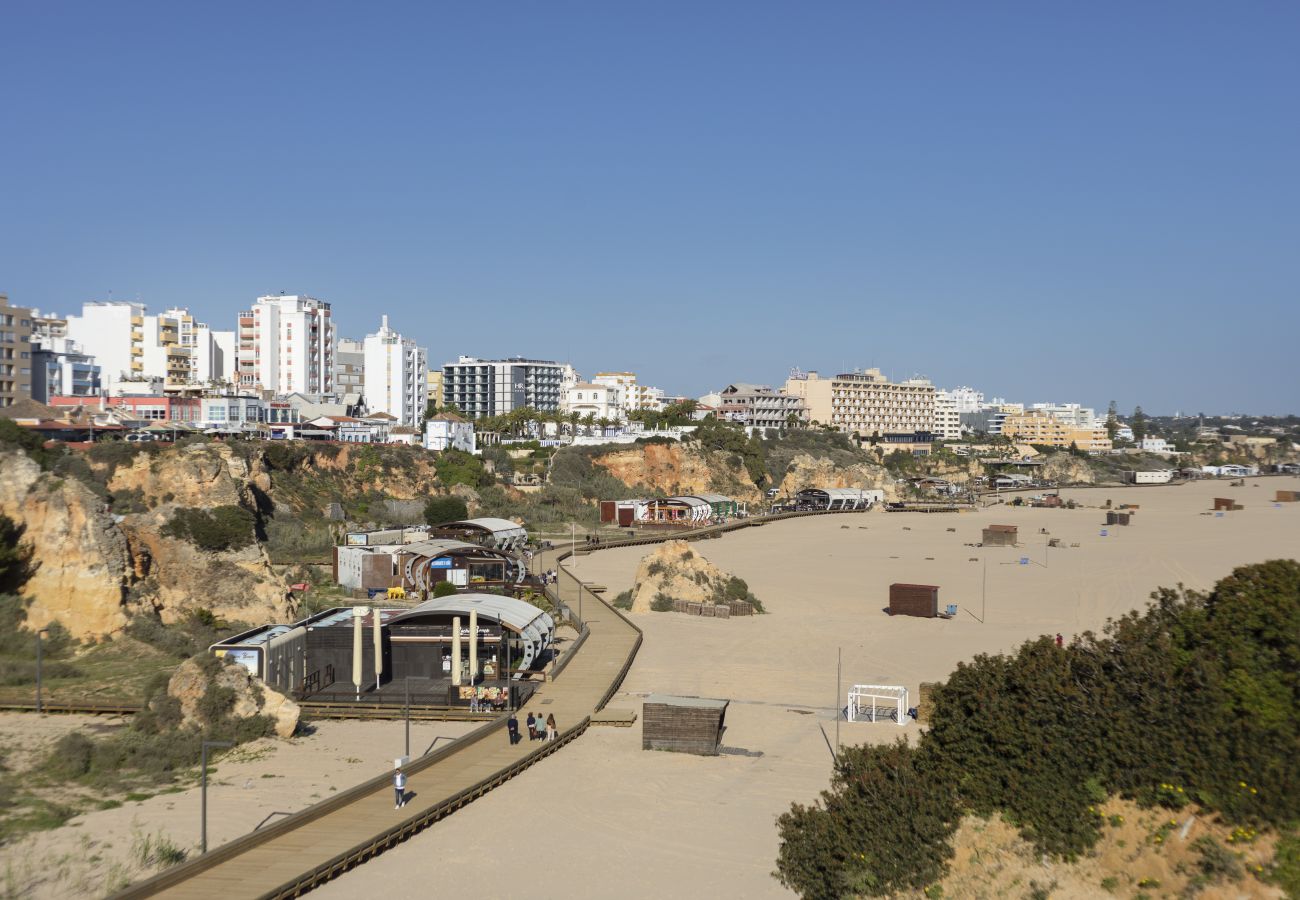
[200,740,233,854]
[35,628,50,713]
[404,676,411,759]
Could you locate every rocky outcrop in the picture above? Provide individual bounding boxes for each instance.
[107,442,253,508]
[777,452,898,499]
[628,540,754,614]
[167,657,300,739]
[1040,454,1097,485]
[0,451,132,636]
[592,442,762,502]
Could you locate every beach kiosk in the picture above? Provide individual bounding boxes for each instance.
[642,694,729,755]
[889,583,940,618]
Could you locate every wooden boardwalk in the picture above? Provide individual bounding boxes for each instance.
[116,550,641,899]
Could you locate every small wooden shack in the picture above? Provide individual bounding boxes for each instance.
[1276,490,1299,503]
[1105,512,1131,526]
[982,524,1018,547]
[642,694,729,755]
[1213,498,1244,511]
[889,583,940,618]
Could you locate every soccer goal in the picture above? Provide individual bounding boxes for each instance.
[847,684,909,725]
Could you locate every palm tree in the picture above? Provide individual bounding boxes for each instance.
[581,413,597,436]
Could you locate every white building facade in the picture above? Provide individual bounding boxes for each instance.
[933,390,964,441]
[362,317,427,427]
[562,382,623,421]
[237,295,336,395]
[591,372,666,413]
[425,413,477,453]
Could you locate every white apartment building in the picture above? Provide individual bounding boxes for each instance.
[592,372,666,413]
[442,356,569,417]
[1029,402,1097,430]
[237,295,336,395]
[945,386,986,414]
[193,323,236,384]
[67,302,220,391]
[425,412,477,453]
[933,391,964,441]
[65,301,145,392]
[562,382,623,421]
[363,316,427,427]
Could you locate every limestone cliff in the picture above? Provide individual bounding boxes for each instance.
[0,451,133,636]
[591,442,763,503]
[166,656,300,739]
[1040,454,1097,485]
[776,452,899,499]
[627,539,759,614]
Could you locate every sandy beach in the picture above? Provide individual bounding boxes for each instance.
[0,716,481,898]
[310,477,1300,899]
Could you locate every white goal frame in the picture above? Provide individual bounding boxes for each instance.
[847,684,908,726]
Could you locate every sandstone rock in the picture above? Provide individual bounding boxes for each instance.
[167,657,300,739]
[592,442,763,503]
[627,540,755,614]
[777,452,897,500]
[1040,454,1097,485]
[0,451,132,638]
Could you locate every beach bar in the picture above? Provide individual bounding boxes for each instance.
[642,694,729,755]
[889,583,940,618]
[982,524,1018,547]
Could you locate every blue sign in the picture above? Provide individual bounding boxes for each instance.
[1215,512,1224,518]
[429,557,453,569]
[1100,529,1108,536]
[1019,557,1029,565]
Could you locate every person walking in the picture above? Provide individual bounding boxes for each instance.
[1055,633,1064,648]
[507,711,520,745]
[546,713,558,742]
[393,766,407,809]
[526,712,537,741]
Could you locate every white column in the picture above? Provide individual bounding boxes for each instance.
[451,616,462,687]
[373,607,384,691]
[351,606,367,701]
[468,609,478,683]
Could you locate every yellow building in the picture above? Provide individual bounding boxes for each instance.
[426,369,444,408]
[783,369,935,437]
[1001,410,1112,451]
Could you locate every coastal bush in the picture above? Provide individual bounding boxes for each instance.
[161,505,256,552]
[612,590,633,610]
[776,560,1300,894]
[423,495,469,526]
[435,449,491,488]
[433,581,459,598]
[0,418,64,470]
[125,611,249,659]
[775,741,959,899]
[651,593,675,612]
[548,448,635,500]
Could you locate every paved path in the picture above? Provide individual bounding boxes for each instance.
[122,545,640,899]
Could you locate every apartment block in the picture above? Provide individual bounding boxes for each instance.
[591,372,666,413]
[1001,410,1112,451]
[783,368,935,437]
[718,383,807,430]
[426,369,443,409]
[0,294,35,407]
[31,338,100,402]
[362,316,427,427]
[933,390,963,441]
[442,356,568,418]
[336,338,365,395]
[1028,402,1097,430]
[237,295,336,395]
[562,382,623,421]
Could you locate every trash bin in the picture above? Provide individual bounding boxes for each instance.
[945,604,957,616]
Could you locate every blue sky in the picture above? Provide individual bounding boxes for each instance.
[2,2,1297,414]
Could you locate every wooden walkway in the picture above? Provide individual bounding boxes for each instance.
[115,550,641,899]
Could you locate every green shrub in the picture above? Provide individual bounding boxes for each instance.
[435,449,490,488]
[424,495,469,525]
[0,418,65,470]
[161,505,256,552]
[612,590,633,610]
[650,593,675,612]
[775,741,959,899]
[1191,836,1240,883]
[433,581,459,598]
[0,514,36,594]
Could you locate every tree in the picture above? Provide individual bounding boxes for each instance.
[432,580,459,598]
[0,513,36,595]
[1105,401,1119,441]
[423,495,469,526]
[1132,406,1149,442]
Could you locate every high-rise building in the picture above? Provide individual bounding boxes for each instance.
[933,391,964,441]
[236,295,336,395]
[0,294,35,407]
[363,317,427,427]
[31,338,100,402]
[945,386,986,414]
[442,356,568,418]
[784,368,935,437]
[335,338,365,396]
[65,301,146,392]
[194,323,236,384]
[65,302,225,390]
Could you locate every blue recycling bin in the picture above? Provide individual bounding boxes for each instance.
[945,604,957,616]
[1100,529,1108,536]
[1019,557,1029,565]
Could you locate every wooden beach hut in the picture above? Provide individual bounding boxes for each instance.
[889,583,940,618]
[982,524,1018,547]
[642,695,729,755]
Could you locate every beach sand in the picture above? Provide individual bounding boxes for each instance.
[312,477,1300,899]
[0,716,480,897]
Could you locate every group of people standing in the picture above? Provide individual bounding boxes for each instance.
[506,710,558,744]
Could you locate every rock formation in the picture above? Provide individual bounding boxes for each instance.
[166,656,300,739]
[776,452,897,499]
[627,539,757,614]
[592,442,763,503]
[1039,453,1097,485]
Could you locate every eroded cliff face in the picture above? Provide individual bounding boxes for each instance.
[0,451,132,636]
[776,453,899,499]
[591,442,763,502]
[2,443,292,639]
[1039,454,1097,485]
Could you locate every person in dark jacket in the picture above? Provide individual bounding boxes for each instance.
[526,712,537,741]
[507,711,521,745]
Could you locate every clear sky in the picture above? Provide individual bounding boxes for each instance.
[2,2,1297,414]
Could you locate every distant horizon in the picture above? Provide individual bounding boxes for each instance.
[3,4,1297,413]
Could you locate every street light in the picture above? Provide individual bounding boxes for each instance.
[404,676,411,759]
[35,628,50,713]
[200,740,233,854]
